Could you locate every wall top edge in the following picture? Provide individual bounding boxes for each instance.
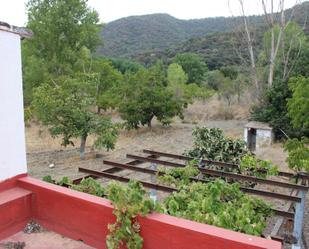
[0,21,33,38]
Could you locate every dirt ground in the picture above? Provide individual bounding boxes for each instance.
[25,97,308,248]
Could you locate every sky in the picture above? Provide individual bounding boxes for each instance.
[0,0,302,27]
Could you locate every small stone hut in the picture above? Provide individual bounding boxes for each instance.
[244,122,273,151]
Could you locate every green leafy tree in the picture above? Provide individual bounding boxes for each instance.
[32,77,118,160]
[250,24,309,139]
[118,62,185,128]
[23,0,101,104]
[109,58,143,74]
[287,76,309,129]
[167,63,210,104]
[284,138,309,173]
[167,63,188,86]
[174,53,207,85]
[75,57,123,112]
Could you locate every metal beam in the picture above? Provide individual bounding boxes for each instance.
[103,160,301,203]
[79,167,177,192]
[143,149,309,180]
[78,167,294,219]
[126,154,309,191]
[73,154,159,184]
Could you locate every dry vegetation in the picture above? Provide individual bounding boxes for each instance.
[26,96,283,179]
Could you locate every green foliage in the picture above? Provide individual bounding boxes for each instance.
[173,53,208,85]
[25,0,100,75]
[251,79,309,140]
[24,107,33,125]
[240,155,279,178]
[58,176,72,186]
[106,181,157,249]
[251,23,309,139]
[163,180,272,236]
[117,62,185,128]
[220,66,238,80]
[205,70,226,91]
[291,38,309,77]
[22,0,101,105]
[42,175,55,184]
[80,59,123,111]
[32,77,118,159]
[284,138,309,173]
[186,127,249,164]
[42,176,156,249]
[262,22,305,80]
[99,3,309,69]
[71,177,105,197]
[157,161,200,187]
[109,58,143,74]
[167,63,188,85]
[287,76,309,129]
[167,63,211,105]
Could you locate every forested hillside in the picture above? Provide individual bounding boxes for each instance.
[97,2,309,61]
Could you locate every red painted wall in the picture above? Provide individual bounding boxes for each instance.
[14,176,281,249]
[0,173,27,192]
[0,174,31,240]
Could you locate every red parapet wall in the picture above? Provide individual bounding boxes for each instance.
[0,176,282,249]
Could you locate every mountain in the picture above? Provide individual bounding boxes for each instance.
[97,2,309,61]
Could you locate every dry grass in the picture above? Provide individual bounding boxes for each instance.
[183,93,251,124]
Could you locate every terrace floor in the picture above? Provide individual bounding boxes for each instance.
[0,230,94,249]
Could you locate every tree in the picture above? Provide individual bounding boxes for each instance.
[287,76,309,129]
[173,53,208,85]
[74,57,123,112]
[205,70,226,91]
[167,63,211,105]
[32,77,118,159]
[262,22,306,82]
[23,0,101,104]
[235,0,305,96]
[118,62,184,128]
[167,63,188,86]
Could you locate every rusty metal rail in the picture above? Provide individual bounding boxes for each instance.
[78,167,294,219]
[103,160,301,203]
[126,154,309,191]
[142,149,309,180]
[79,167,176,192]
[73,154,159,184]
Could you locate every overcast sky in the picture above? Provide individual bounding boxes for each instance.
[0,0,302,27]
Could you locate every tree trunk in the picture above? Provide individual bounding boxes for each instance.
[239,0,260,97]
[80,134,88,160]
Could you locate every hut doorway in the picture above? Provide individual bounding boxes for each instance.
[247,128,257,151]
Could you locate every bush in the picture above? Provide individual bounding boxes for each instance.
[284,138,309,173]
[185,127,249,164]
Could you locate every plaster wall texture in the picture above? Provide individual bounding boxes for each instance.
[0,30,27,181]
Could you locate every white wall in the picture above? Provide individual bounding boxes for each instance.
[256,129,272,149]
[243,128,248,145]
[0,29,27,181]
